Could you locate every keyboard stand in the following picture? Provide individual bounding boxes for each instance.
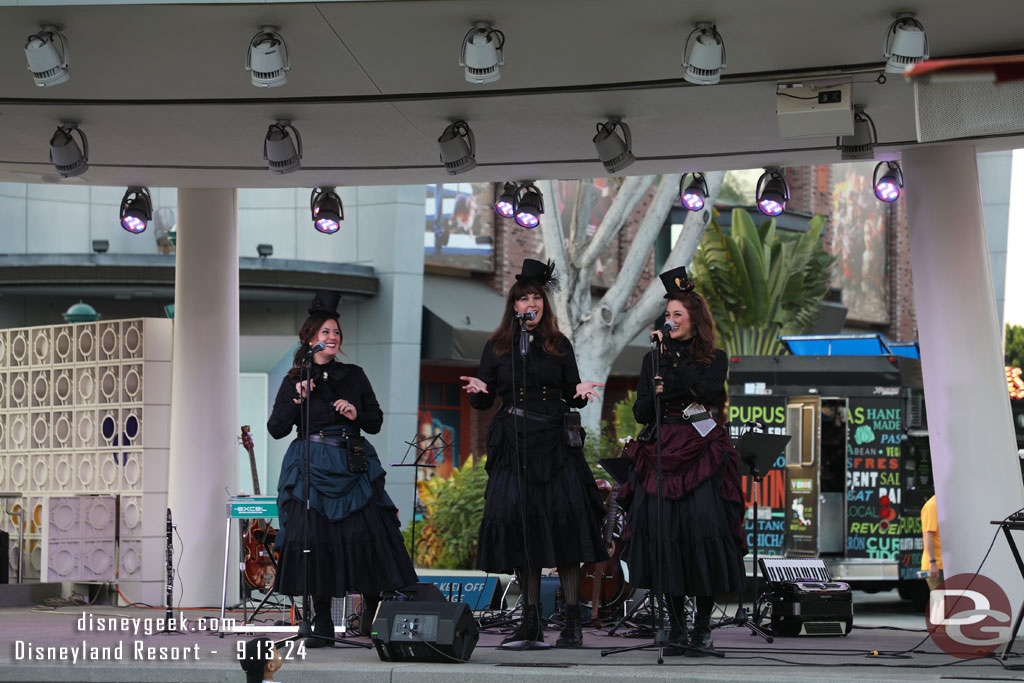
[990,520,1024,660]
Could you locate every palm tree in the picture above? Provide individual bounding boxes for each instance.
[690,207,834,356]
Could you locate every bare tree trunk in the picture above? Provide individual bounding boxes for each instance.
[535,173,726,437]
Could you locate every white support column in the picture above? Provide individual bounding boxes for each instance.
[168,188,240,607]
[903,145,1024,607]
[352,186,425,529]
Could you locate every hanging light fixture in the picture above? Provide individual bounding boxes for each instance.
[838,106,877,160]
[460,21,504,84]
[514,183,544,229]
[25,23,70,87]
[681,22,726,85]
[245,26,290,88]
[884,12,928,74]
[438,120,477,175]
[873,161,904,202]
[49,122,88,178]
[264,120,302,175]
[679,173,709,211]
[310,187,344,234]
[593,118,635,174]
[119,187,153,234]
[755,168,789,216]
[494,182,518,218]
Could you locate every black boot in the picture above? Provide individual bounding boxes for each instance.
[555,604,582,648]
[663,594,689,657]
[686,597,715,657]
[305,597,335,648]
[500,604,550,650]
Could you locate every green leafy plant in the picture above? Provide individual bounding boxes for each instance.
[690,207,834,356]
[403,455,488,569]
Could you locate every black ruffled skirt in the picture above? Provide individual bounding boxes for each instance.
[623,459,745,597]
[273,435,417,597]
[475,411,608,572]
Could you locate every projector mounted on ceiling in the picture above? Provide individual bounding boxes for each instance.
[777,82,854,140]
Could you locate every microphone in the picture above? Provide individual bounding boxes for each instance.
[305,341,326,357]
[516,311,537,321]
[651,319,677,341]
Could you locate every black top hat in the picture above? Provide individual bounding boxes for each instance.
[308,290,341,319]
[515,258,559,290]
[659,266,696,298]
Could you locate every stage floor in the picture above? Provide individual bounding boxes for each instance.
[1,592,1021,682]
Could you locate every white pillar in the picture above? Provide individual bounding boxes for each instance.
[168,189,240,607]
[352,186,425,529]
[903,145,1024,607]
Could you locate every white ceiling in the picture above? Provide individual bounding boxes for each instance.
[1,0,1023,188]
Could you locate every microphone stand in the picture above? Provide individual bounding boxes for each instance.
[293,351,369,649]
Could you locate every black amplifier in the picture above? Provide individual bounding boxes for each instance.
[769,580,853,637]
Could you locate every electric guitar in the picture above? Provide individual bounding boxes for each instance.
[240,426,278,592]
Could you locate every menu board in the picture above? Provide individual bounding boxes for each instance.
[846,397,904,559]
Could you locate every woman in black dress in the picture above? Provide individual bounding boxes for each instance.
[621,267,746,656]
[461,259,607,650]
[268,291,416,647]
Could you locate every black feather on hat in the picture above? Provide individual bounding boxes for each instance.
[308,290,341,319]
[515,258,560,291]
[659,266,695,299]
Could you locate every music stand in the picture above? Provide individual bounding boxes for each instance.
[392,432,449,565]
[713,429,790,642]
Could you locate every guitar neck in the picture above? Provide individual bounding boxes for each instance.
[602,483,621,545]
[241,426,261,496]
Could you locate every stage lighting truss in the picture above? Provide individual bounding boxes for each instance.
[679,173,709,211]
[493,182,518,218]
[311,187,344,234]
[503,182,543,229]
[756,168,789,217]
[460,21,505,84]
[119,187,153,234]
[838,106,877,161]
[246,26,290,88]
[49,122,88,178]
[25,23,70,87]
[681,22,726,85]
[884,12,928,74]
[593,118,635,174]
[873,161,903,202]
[264,120,302,175]
[438,120,477,175]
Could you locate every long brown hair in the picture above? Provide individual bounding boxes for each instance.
[489,280,566,357]
[287,314,342,379]
[666,291,716,365]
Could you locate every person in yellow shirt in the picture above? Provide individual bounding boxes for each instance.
[921,495,943,590]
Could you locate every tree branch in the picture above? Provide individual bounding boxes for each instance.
[601,174,682,315]
[578,175,655,270]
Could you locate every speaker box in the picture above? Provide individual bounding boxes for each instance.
[371,600,479,663]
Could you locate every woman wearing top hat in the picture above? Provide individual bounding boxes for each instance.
[460,258,608,650]
[268,291,417,647]
[619,266,746,657]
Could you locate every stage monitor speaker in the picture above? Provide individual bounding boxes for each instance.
[371,600,479,663]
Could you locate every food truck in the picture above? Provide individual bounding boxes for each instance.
[727,334,933,603]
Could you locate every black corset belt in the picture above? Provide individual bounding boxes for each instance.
[505,406,562,424]
[660,410,712,425]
